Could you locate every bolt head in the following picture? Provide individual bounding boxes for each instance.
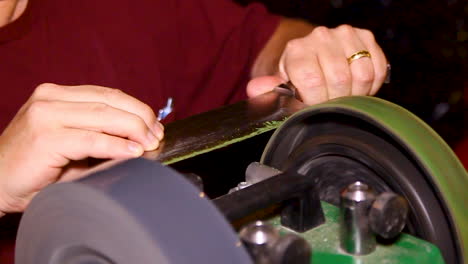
[369,192,409,239]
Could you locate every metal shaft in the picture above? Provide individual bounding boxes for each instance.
[214,171,315,222]
[340,182,376,255]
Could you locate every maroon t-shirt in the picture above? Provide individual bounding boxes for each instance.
[0,0,279,262]
[0,0,279,130]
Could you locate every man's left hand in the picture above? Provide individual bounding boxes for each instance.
[248,23,388,105]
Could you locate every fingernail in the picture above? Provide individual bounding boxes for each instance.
[128,142,143,156]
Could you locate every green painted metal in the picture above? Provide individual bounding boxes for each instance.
[270,202,445,264]
[264,96,468,262]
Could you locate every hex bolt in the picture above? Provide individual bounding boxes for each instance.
[340,181,377,255]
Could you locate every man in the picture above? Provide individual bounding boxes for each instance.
[0,0,387,218]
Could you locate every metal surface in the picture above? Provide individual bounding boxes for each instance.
[269,234,311,264]
[230,162,282,194]
[369,192,409,239]
[13,94,460,263]
[273,81,302,101]
[269,202,445,264]
[16,159,252,264]
[239,221,280,264]
[239,221,311,264]
[280,177,325,233]
[340,182,377,255]
[143,90,306,164]
[214,170,321,224]
[240,221,280,246]
[245,162,282,185]
[261,96,468,263]
[215,167,326,233]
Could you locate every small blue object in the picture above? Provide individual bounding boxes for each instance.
[158,97,174,121]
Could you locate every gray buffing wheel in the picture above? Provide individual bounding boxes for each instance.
[16,158,252,264]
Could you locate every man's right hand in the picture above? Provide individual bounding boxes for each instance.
[0,83,164,215]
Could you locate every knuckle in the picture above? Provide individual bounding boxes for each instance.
[354,70,374,85]
[359,29,376,42]
[27,100,50,118]
[285,39,303,52]
[128,115,148,134]
[85,131,127,155]
[32,83,59,99]
[140,103,157,124]
[102,87,124,101]
[109,87,124,95]
[81,130,99,149]
[311,26,330,39]
[296,70,325,88]
[23,101,55,140]
[108,88,124,96]
[336,24,355,35]
[89,102,110,114]
[331,72,352,86]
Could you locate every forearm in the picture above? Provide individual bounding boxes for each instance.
[251,18,316,78]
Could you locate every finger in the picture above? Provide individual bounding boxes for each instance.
[31,83,161,135]
[59,159,125,183]
[355,28,388,95]
[49,101,162,151]
[301,26,354,100]
[55,128,145,162]
[58,159,91,182]
[246,76,285,98]
[315,46,352,99]
[282,39,328,104]
[277,51,289,82]
[334,25,374,96]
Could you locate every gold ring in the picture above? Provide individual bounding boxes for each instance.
[347,50,371,64]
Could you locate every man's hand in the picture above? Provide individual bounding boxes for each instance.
[248,19,388,105]
[0,83,164,215]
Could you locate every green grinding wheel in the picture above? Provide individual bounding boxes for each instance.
[261,96,467,264]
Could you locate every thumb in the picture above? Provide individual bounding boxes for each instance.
[246,75,285,98]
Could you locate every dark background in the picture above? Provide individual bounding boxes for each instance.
[237,0,467,147]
